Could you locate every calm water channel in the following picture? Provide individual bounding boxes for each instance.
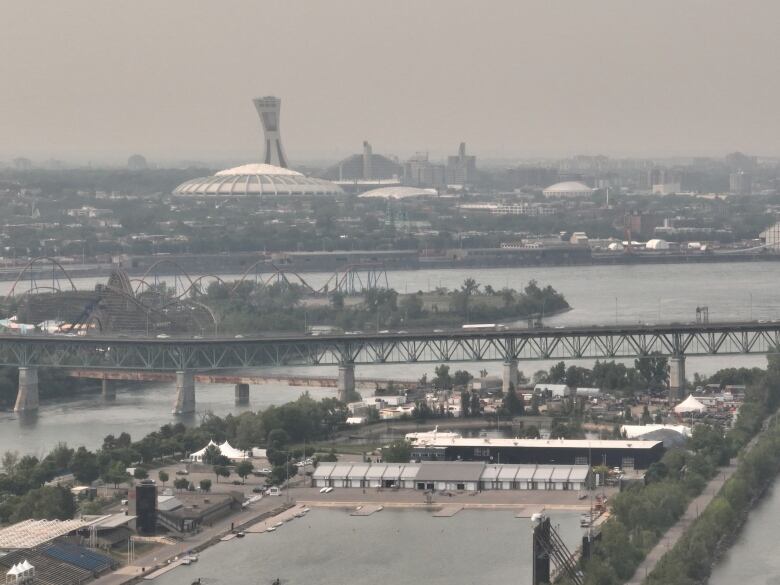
[152,508,581,585]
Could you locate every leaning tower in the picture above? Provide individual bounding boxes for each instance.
[252,96,288,168]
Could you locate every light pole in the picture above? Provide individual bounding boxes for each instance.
[614,297,618,325]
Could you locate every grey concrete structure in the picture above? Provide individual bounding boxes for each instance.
[14,366,38,412]
[338,362,355,402]
[102,378,116,400]
[234,382,249,405]
[502,358,519,393]
[252,96,287,168]
[172,370,195,415]
[668,356,686,403]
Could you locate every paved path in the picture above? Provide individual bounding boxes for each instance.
[625,462,737,584]
[626,415,774,585]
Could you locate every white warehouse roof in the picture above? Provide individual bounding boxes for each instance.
[542,181,594,198]
[173,163,343,197]
[358,186,438,200]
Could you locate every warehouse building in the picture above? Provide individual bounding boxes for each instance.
[410,437,664,470]
[312,462,591,492]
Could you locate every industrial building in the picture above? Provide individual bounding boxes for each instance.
[410,437,664,470]
[312,461,591,492]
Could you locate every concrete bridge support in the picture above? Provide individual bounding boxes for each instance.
[502,359,519,394]
[235,383,250,406]
[102,379,116,400]
[172,370,196,414]
[14,367,39,412]
[338,363,356,402]
[669,356,686,403]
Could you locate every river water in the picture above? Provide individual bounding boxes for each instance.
[0,261,776,456]
[152,508,581,585]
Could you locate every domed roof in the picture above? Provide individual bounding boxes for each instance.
[173,163,342,197]
[358,186,438,200]
[542,181,594,197]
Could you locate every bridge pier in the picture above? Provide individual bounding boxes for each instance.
[669,356,686,403]
[172,370,196,415]
[102,379,116,400]
[338,363,356,402]
[14,366,39,412]
[235,383,250,406]
[502,359,519,394]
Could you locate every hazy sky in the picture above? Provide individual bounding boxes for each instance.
[2,0,779,164]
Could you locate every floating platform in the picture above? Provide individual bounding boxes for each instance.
[350,505,384,516]
[433,505,464,517]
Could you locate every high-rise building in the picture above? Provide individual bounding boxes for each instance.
[446,142,477,185]
[729,170,752,195]
[252,96,288,168]
[131,479,157,535]
[404,153,446,188]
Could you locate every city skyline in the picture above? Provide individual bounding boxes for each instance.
[1,0,779,163]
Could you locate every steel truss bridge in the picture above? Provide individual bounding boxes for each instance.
[1,321,778,371]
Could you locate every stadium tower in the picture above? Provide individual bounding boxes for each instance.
[252,96,288,168]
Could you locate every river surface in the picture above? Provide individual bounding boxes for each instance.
[709,482,780,585]
[0,261,776,455]
[152,508,581,585]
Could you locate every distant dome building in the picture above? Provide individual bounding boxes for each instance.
[127,154,148,170]
[173,163,342,197]
[358,186,438,200]
[542,181,594,198]
[172,96,342,198]
[322,141,402,183]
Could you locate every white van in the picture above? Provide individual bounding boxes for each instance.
[266,487,282,496]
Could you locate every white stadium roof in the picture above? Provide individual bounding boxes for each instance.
[358,186,438,200]
[173,163,342,197]
[542,181,594,198]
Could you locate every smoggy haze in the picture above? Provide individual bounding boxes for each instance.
[1,0,779,163]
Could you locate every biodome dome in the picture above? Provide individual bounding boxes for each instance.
[542,181,594,198]
[173,163,342,197]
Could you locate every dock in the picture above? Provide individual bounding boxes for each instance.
[246,504,309,533]
[433,504,463,517]
[143,559,186,580]
[350,504,384,516]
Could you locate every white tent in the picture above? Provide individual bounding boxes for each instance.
[674,395,706,414]
[218,440,249,461]
[6,560,35,584]
[189,439,248,462]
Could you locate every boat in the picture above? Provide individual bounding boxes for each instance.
[235,531,246,538]
[273,521,283,528]
[266,527,276,532]
[181,558,192,566]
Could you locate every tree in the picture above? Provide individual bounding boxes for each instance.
[158,470,169,486]
[635,354,668,391]
[199,479,212,492]
[470,391,482,417]
[10,486,76,522]
[548,361,566,383]
[103,462,130,488]
[433,364,452,390]
[453,370,473,388]
[173,477,189,492]
[202,444,222,465]
[236,461,254,484]
[133,468,149,480]
[641,405,652,424]
[382,440,412,463]
[214,465,230,483]
[460,390,470,418]
[69,447,100,484]
[502,383,525,416]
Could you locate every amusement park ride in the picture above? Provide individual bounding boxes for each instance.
[0,257,390,335]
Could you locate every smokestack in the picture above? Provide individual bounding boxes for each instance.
[252,96,288,168]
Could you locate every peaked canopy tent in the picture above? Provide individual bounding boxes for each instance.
[189,440,249,462]
[674,395,707,414]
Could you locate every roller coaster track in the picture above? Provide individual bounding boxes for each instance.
[4,257,79,301]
